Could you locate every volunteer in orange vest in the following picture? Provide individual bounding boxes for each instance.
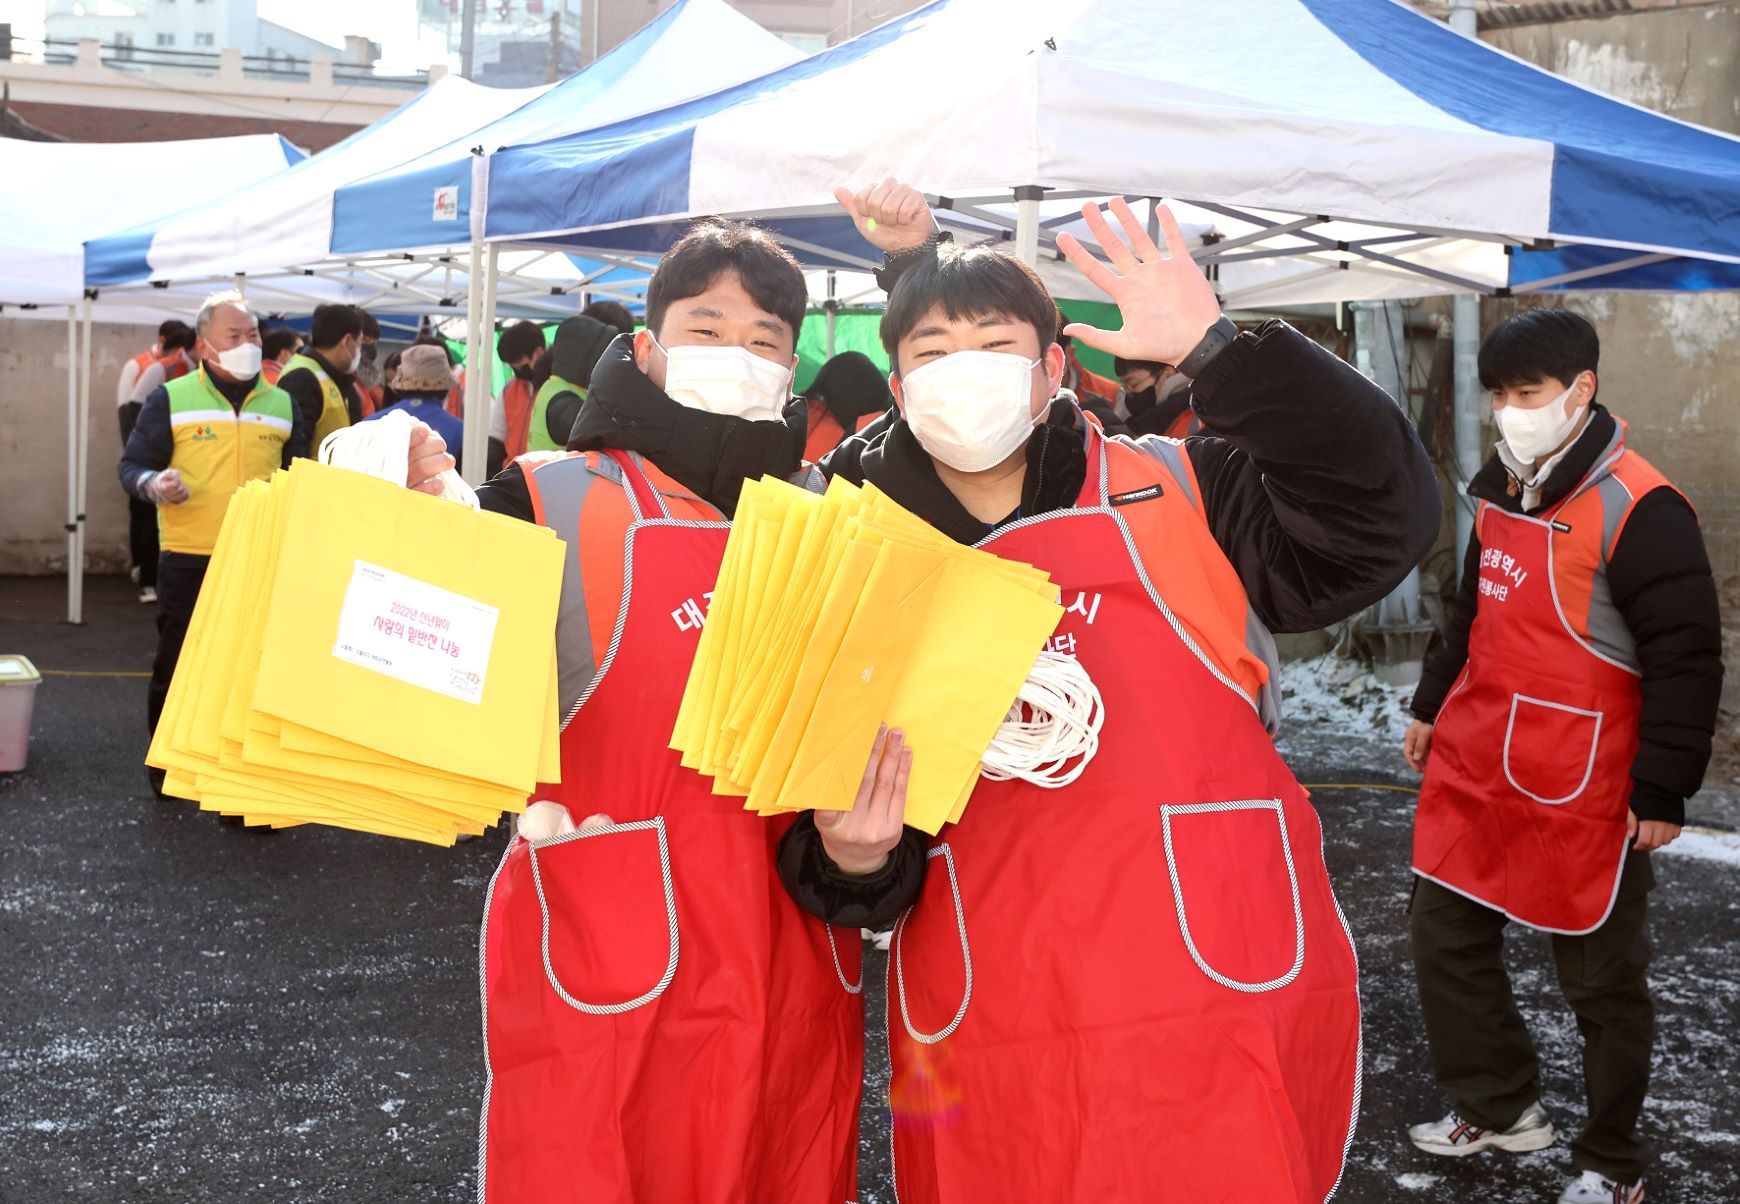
[1402,309,1721,1204]
[118,292,305,800]
[278,303,368,453]
[467,219,872,1204]
[798,349,891,462]
[1116,353,1204,438]
[260,326,302,386]
[485,320,547,473]
[786,184,1440,1203]
[117,320,196,605]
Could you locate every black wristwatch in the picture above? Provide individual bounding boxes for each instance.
[874,229,952,293]
[1176,315,1239,379]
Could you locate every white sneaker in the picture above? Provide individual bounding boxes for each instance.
[138,586,157,604]
[1558,1170,1644,1203]
[1407,1101,1556,1156]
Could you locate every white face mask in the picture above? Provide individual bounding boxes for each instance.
[1495,380,1584,461]
[654,335,792,423]
[348,344,364,374]
[899,349,1041,473]
[212,341,263,381]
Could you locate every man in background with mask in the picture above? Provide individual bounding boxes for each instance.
[118,292,305,799]
[486,319,548,473]
[278,303,368,452]
[1402,308,1721,1204]
[1115,353,1203,438]
[468,217,898,1204]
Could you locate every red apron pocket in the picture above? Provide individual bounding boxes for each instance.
[825,924,864,995]
[1503,694,1604,805]
[529,817,679,1014]
[1160,800,1305,993]
[892,844,972,1044]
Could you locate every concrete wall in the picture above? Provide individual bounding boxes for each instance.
[0,316,159,576]
[1487,4,1740,768]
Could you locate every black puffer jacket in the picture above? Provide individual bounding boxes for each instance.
[1411,405,1722,826]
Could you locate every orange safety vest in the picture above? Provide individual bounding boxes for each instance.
[500,377,536,462]
[802,400,881,464]
[445,367,468,419]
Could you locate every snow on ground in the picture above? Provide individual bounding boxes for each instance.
[1280,652,1416,745]
[1659,828,1740,868]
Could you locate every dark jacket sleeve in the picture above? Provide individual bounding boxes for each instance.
[283,391,312,466]
[1606,489,1724,825]
[1183,320,1441,633]
[277,369,325,455]
[475,462,537,524]
[1412,533,1482,722]
[776,813,930,929]
[118,385,174,500]
[545,389,583,447]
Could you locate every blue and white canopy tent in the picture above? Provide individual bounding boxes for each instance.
[322,0,803,474]
[478,0,1740,303]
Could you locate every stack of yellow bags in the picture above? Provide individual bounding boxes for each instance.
[148,459,565,846]
[671,474,1063,834]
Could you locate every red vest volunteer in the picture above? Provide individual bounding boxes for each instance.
[786,196,1439,1202]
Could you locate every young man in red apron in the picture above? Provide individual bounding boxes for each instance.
[1402,308,1722,1204]
[784,187,1441,1202]
[467,220,900,1204]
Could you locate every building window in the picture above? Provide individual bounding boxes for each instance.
[194,32,215,45]
[155,32,175,46]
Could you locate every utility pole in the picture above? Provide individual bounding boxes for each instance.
[460,0,478,80]
[587,0,600,65]
[547,5,562,82]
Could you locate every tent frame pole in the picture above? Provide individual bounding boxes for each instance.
[65,305,81,624]
[460,237,487,487]
[1013,186,1045,268]
[76,294,93,625]
[463,241,499,487]
[824,270,837,359]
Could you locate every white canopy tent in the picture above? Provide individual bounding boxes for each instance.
[0,133,304,624]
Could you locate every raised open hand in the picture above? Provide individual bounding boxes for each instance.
[1055,198,1221,367]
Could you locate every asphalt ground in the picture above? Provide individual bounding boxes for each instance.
[2,574,1736,1203]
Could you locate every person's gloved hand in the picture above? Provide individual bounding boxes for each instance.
[517,800,614,843]
[149,468,190,505]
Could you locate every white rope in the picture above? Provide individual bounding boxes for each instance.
[317,408,478,509]
[980,650,1105,788]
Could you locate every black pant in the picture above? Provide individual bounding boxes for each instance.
[118,403,159,587]
[1409,854,1656,1183]
[147,551,211,738]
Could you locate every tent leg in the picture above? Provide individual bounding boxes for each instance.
[76,294,93,625]
[1014,186,1044,268]
[463,242,499,487]
[65,307,80,625]
[824,270,837,359]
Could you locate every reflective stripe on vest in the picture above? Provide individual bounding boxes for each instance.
[284,353,351,451]
[159,368,293,555]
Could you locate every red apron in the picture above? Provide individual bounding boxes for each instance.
[480,451,864,1203]
[1414,454,1647,934]
[888,433,1361,1203]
